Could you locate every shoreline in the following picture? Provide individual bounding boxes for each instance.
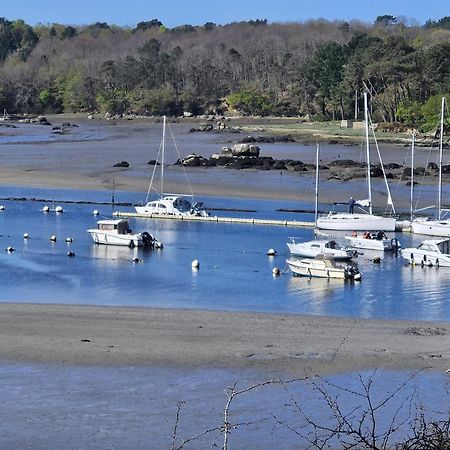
[0,303,448,375]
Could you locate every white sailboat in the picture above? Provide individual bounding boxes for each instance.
[316,92,396,231]
[135,116,208,217]
[411,96,450,237]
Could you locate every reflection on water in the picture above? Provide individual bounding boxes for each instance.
[0,187,450,321]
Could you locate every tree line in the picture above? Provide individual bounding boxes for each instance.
[1,15,450,128]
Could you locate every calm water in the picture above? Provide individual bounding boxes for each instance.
[0,185,448,322]
[0,363,447,449]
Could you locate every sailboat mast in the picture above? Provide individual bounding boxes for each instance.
[438,97,445,220]
[161,115,166,197]
[364,92,373,215]
[315,143,320,226]
[410,133,415,222]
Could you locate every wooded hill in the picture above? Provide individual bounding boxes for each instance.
[1,15,450,128]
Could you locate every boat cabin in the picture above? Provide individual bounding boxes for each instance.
[418,239,450,254]
[97,219,131,235]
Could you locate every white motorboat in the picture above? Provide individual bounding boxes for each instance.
[286,256,361,280]
[135,116,208,218]
[345,231,400,251]
[87,219,160,248]
[401,238,450,267]
[316,92,396,231]
[287,238,353,260]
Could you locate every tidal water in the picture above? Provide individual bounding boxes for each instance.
[0,184,448,322]
[0,363,447,449]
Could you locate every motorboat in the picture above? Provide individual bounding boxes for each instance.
[401,238,450,267]
[87,219,160,248]
[135,116,208,218]
[286,256,361,280]
[345,231,400,251]
[135,195,208,217]
[316,92,396,232]
[287,238,353,260]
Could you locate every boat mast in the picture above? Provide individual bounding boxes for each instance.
[410,132,415,222]
[315,143,320,226]
[161,115,166,197]
[438,97,445,220]
[364,92,373,215]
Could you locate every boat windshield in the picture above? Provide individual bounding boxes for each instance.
[437,240,450,254]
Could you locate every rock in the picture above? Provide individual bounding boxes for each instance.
[384,162,402,170]
[147,160,160,165]
[177,154,209,167]
[329,159,364,167]
[231,144,260,157]
[427,162,438,171]
[402,167,425,177]
[239,135,295,144]
[113,161,129,168]
[183,111,193,117]
[370,166,383,177]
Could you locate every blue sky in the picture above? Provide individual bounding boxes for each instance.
[1,0,448,27]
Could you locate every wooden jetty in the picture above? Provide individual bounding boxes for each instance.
[113,211,316,228]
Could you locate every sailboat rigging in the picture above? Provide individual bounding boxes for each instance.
[135,116,208,217]
[411,96,450,236]
[316,92,396,231]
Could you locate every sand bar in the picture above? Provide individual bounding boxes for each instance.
[0,303,448,375]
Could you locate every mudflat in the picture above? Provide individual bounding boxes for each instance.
[0,303,448,375]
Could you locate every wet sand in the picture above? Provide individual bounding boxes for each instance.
[0,303,448,375]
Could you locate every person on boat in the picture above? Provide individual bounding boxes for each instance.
[348,197,356,214]
[351,230,357,237]
[363,231,371,239]
[376,230,386,240]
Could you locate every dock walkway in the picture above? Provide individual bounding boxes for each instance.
[113,211,315,228]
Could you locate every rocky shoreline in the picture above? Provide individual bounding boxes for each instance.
[170,141,445,184]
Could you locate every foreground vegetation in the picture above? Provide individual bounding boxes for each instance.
[1,15,450,129]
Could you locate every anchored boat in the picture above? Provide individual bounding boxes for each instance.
[87,219,160,248]
[286,255,361,280]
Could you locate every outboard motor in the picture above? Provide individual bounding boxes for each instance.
[344,265,362,281]
[141,231,155,248]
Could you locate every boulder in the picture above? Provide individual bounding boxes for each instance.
[329,159,364,168]
[427,162,438,171]
[231,143,260,157]
[178,154,208,167]
[384,162,402,170]
[147,160,160,166]
[113,161,129,168]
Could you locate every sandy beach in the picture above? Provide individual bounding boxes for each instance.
[0,303,448,376]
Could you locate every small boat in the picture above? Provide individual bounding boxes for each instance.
[345,231,400,251]
[401,238,450,267]
[87,219,160,248]
[287,238,353,260]
[286,255,361,280]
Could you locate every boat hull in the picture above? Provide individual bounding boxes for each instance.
[286,257,361,280]
[87,230,142,247]
[287,243,352,260]
[345,236,397,251]
[411,219,450,237]
[401,248,450,267]
[317,213,396,231]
